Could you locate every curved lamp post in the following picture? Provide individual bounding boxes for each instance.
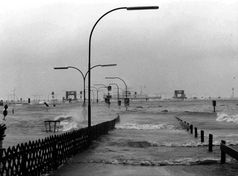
[105,76,128,97]
[88,6,159,128]
[94,84,109,103]
[91,86,102,103]
[109,83,120,105]
[54,64,116,106]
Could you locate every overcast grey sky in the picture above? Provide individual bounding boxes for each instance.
[0,0,237,100]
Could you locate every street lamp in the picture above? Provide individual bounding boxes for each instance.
[54,64,116,106]
[94,84,110,104]
[109,83,121,106]
[105,77,127,96]
[91,86,101,103]
[88,6,159,128]
[105,76,129,106]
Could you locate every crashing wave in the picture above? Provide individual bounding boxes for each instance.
[54,115,79,132]
[216,112,238,124]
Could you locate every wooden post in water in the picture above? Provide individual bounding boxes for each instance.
[195,127,198,138]
[190,125,193,134]
[187,123,190,131]
[220,140,226,164]
[212,100,216,112]
[209,134,213,152]
[201,130,204,143]
[183,121,186,129]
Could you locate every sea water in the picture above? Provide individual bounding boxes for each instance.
[2,99,238,165]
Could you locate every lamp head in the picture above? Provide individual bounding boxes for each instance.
[105,77,117,79]
[101,64,117,67]
[126,6,159,10]
[54,67,69,70]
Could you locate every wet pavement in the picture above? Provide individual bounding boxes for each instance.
[50,112,238,176]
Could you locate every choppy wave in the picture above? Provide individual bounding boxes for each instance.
[78,157,225,166]
[130,141,209,147]
[216,112,238,123]
[116,123,175,130]
[54,115,79,132]
[109,138,238,147]
[109,139,206,148]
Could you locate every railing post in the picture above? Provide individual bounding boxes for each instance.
[220,140,226,164]
[209,134,213,152]
[187,123,190,131]
[21,143,27,176]
[0,124,6,173]
[190,125,193,134]
[0,148,2,175]
[0,124,6,149]
[0,124,6,174]
[52,136,58,170]
[194,127,198,138]
[183,121,186,129]
[201,130,204,143]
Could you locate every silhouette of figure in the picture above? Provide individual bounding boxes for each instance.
[3,104,8,120]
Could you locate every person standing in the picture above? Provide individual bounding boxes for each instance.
[3,104,8,121]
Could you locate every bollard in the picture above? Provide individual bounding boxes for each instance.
[187,123,190,131]
[195,127,198,138]
[183,121,186,128]
[209,134,213,152]
[201,130,204,143]
[212,100,216,112]
[220,140,226,164]
[190,125,193,134]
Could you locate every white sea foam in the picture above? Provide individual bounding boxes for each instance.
[82,157,224,166]
[54,109,84,132]
[216,112,238,123]
[53,115,79,132]
[59,120,78,132]
[162,141,206,147]
[116,123,175,130]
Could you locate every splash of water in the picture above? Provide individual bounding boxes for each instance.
[54,109,85,132]
[216,112,238,124]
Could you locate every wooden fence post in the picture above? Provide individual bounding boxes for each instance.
[194,127,198,138]
[52,136,58,170]
[0,124,6,149]
[21,143,27,176]
[201,130,204,143]
[220,140,226,164]
[187,123,190,131]
[190,125,193,134]
[209,134,213,152]
[182,121,185,128]
[0,124,6,173]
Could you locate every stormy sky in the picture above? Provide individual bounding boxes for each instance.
[0,0,237,100]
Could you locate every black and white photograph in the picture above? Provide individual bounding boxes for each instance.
[0,0,238,175]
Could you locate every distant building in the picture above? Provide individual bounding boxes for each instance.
[173,90,187,99]
[66,91,77,100]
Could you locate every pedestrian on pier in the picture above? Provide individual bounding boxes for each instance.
[3,104,8,120]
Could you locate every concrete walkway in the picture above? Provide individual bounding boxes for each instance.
[51,162,238,176]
